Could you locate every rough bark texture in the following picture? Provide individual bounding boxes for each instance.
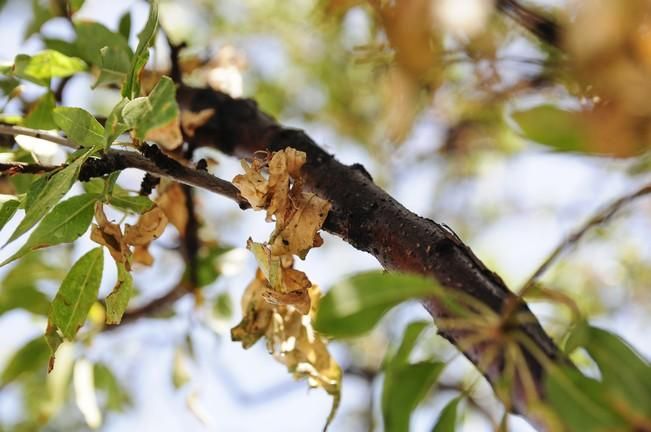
[177,85,571,426]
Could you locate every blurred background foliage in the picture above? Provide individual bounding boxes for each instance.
[1,0,651,431]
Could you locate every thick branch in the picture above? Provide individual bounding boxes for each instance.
[176,85,572,427]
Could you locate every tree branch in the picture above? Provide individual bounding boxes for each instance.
[496,0,561,48]
[0,123,249,208]
[520,183,651,293]
[175,85,572,427]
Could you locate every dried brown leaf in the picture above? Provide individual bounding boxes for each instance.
[124,206,168,246]
[157,183,188,236]
[145,116,183,150]
[90,203,131,268]
[181,108,215,137]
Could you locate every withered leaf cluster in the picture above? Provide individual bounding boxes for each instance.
[231,148,340,424]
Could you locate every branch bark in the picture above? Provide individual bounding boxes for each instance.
[176,85,571,427]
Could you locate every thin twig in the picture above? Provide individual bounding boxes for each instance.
[0,161,59,174]
[496,0,561,48]
[520,183,651,294]
[0,124,75,148]
[0,123,249,208]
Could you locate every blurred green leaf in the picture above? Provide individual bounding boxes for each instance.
[74,21,132,67]
[42,38,79,58]
[122,76,178,140]
[24,0,55,40]
[0,336,49,386]
[105,263,133,325]
[545,366,628,431]
[50,247,104,340]
[315,271,440,338]
[23,91,57,130]
[213,292,233,319]
[7,154,87,244]
[0,252,54,316]
[566,322,651,417]
[431,396,462,432]
[0,198,20,231]
[512,105,587,152]
[196,245,231,287]
[118,11,132,41]
[383,361,444,432]
[53,106,104,148]
[13,50,86,86]
[392,321,429,366]
[94,363,131,411]
[95,46,132,88]
[1,193,98,266]
[123,0,158,98]
[0,76,20,98]
[69,0,85,13]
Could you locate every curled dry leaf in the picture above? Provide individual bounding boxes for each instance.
[232,158,268,209]
[90,203,131,268]
[231,272,341,424]
[124,206,168,246]
[156,183,188,236]
[181,108,215,137]
[144,116,183,150]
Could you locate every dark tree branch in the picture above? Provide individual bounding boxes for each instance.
[496,0,561,48]
[175,85,573,427]
[0,161,59,175]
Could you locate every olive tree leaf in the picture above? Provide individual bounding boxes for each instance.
[105,263,133,325]
[512,105,587,153]
[383,361,445,432]
[0,198,20,231]
[431,396,462,432]
[315,271,441,338]
[565,322,651,417]
[0,336,49,386]
[23,91,57,129]
[1,193,98,266]
[6,155,87,244]
[122,0,158,98]
[122,76,179,141]
[53,107,104,148]
[12,50,86,86]
[50,247,104,340]
[74,21,132,67]
[104,98,130,147]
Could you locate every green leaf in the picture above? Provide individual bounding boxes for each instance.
[315,271,441,338]
[74,21,132,67]
[95,46,132,88]
[104,98,130,146]
[1,193,98,266]
[512,105,587,152]
[118,11,132,41]
[83,177,153,212]
[0,76,20,97]
[105,263,133,325]
[431,396,462,432]
[0,336,49,386]
[0,198,20,231]
[13,50,86,86]
[213,292,233,319]
[44,321,63,372]
[7,155,87,244]
[122,76,179,140]
[53,107,104,148]
[382,361,445,432]
[566,322,651,417]
[545,366,628,431]
[50,247,104,340]
[24,0,55,40]
[392,321,430,367]
[42,38,80,58]
[123,0,159,98]
[94,363,131,411]
[0,252,54,316]
[69,0,85,13]
[23,91,57,130]
[197,245,230,287]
